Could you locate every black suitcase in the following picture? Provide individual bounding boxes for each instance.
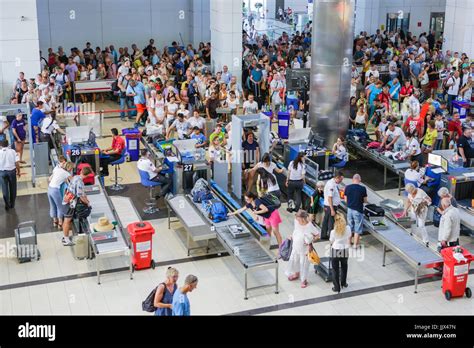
[314,257,332,283]
[364,204,385,218]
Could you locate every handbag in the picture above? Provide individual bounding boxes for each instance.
[75,201,92,219]
[307,244,320,265]
[63,189,76,205]
[279,238,293,261]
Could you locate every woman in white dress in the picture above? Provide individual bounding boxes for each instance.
[286,210,320,288]
[405,183,432,245]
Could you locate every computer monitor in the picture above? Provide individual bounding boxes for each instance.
[428,153,442,167]
[441,157,449,173]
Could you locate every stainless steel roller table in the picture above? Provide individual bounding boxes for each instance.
[166,195,216,256]
[341,179,443,293]
[85,178,133,285]
[189,192,279,300]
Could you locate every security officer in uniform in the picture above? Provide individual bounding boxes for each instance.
[321,171,344,240]
[0,139,20,210]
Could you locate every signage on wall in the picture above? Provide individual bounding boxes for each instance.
[380,25,385,30]
[418,22,422,27]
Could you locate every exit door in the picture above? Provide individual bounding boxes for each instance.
[430,12,445,41]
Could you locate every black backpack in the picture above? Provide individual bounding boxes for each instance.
[142,285,159,312]
[260,194,281,211]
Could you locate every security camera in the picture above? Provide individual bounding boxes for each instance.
[20,16,26,21]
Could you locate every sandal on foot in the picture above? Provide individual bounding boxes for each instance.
[301,281,308,288]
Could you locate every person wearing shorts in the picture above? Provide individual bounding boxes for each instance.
[344,174,367,249]
[62,167,91,246]
[126,79,147,128]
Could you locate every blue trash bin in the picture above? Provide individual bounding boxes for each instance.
[122,128,141,161]
[278,112,290,139]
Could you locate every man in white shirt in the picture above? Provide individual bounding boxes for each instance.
[166,113,191,140]
[381,123,407,151]
[243,94,259,114]
[446,70,461,113]
[438,198,461,249]
[137,150,172,198]
[321,171,344,239]
[270,74,285,112]
[39,114,65,146]
[389,56,399,80]
[0,139,20,210]
[365,65,379,84]
[187,110,206,131]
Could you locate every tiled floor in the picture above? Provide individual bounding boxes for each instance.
[1,203,473,315]
[2,105,474,316]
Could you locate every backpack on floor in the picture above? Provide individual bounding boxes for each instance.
[203,199,228,223]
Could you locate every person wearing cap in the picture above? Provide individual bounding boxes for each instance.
[172,274,198,316]
[285,210,320,288]
[457,125,473,167]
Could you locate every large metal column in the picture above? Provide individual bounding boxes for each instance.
[309,0,355,147]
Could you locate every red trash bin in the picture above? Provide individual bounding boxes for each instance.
[441,246,473,301]
[127,222,155,271]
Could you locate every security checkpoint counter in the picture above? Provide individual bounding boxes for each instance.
[166,182,278,299]
[339,178,443,293]
[77,177,133,284]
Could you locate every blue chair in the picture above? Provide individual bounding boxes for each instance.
[110,149,129,191]
[138,169,162,214]
[330,153,348,173]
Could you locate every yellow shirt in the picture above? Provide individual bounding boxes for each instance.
[423,128,438,147]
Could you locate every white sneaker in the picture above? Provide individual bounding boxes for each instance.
[62,237,74,246]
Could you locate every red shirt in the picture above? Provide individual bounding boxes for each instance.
[111,136,125,155]
[447,120,462,140]
[400,86,413,98]
[403,116,424,137]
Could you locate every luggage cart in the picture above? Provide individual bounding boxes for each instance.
[14,221,40,263]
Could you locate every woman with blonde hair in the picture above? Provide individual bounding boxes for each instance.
[404,183,432,245]
[285,210,320,288]
[330,213,351,293]
[154,267,179,316]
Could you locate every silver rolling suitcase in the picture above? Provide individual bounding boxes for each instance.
[14,221,40,263]
[73,234,89,260]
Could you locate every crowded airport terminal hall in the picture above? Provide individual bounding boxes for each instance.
[1,0,474,329]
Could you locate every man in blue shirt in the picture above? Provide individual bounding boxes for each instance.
[30,101,46,144]
[367,81,382,121]
[344,174,368,249]
[172,274,198,316]
[126,80,146,128]
[190,127,206,148]
[410,57,422,88]
[387,78,401,111]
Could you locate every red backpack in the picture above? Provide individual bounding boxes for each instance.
[77,163,95,185]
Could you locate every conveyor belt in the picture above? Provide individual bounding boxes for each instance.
[340,178,443,292]
[189,193,276,269]
[167,195,215,242]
